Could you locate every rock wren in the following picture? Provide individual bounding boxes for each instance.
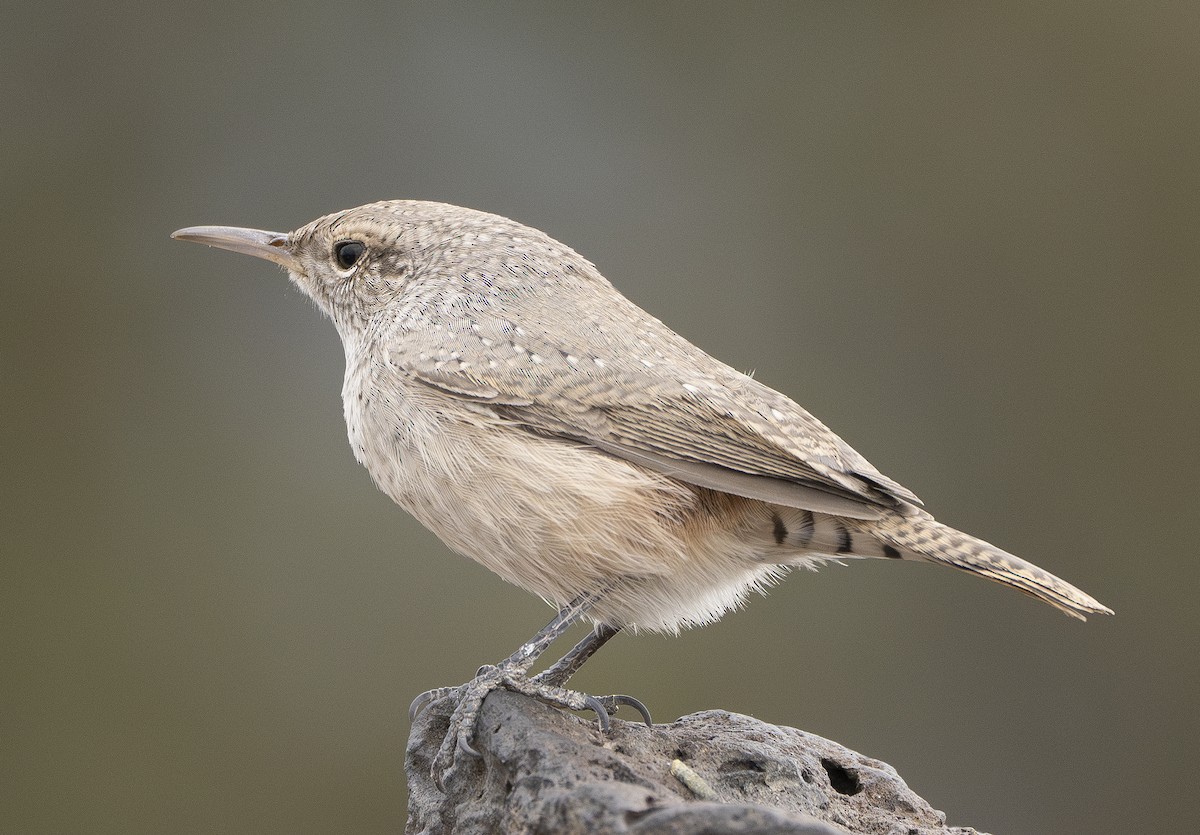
[173,200,1111,780]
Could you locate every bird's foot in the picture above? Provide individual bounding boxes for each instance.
[529,666,654,726]
[410,665,653,790]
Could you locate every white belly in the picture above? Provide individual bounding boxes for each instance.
[342,361,786,632]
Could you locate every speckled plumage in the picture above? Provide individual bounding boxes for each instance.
[175,200,1111,632]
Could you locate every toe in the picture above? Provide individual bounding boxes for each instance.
[409,686,458,721]
[608,694,654,726]
[581,694,611,733]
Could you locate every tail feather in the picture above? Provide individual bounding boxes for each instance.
[866,512,1112,620]
[762,505,1110,620]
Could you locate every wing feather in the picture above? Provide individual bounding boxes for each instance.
[387,289,920,517]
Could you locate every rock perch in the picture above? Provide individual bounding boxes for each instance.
[406,691,985,835]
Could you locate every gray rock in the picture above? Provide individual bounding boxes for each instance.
[406,690,985,835]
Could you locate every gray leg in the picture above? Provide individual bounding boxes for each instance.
[413,593,629,788]
[498,593,598,671]
[533,624,621,687]
[533,625,653,726]
[409,593,597,721]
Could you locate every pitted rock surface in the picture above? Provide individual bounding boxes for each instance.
[406,690,985,835]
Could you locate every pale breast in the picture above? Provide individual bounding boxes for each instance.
[340,355,798,632]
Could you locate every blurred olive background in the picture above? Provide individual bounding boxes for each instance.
[3,3,1195,833]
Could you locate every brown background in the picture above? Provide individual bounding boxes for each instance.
[3,4,1194,833]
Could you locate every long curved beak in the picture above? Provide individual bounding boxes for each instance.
[171,226,300,271]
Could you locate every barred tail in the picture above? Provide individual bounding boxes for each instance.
[867,512,1113,620]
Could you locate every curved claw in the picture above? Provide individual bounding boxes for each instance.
[608,694,654,727]
[409,692,434,721]
[410,687,456,721]
[457,734,480,758]
[432,763,449,793]
[581,694,611,733]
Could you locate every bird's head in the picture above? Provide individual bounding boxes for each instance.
[173,200,575,343]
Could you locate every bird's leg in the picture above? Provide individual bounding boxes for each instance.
[495,591,598,671]
[410,593,606,787]
[409,593,593,717]
[532,624,654,725]
[409,593,599,721]
[410,594,652,788]
[532,623,620,687]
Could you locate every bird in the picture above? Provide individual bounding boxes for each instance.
[173,200,1111,783]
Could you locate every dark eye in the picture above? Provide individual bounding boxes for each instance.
[334,240,365,269]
